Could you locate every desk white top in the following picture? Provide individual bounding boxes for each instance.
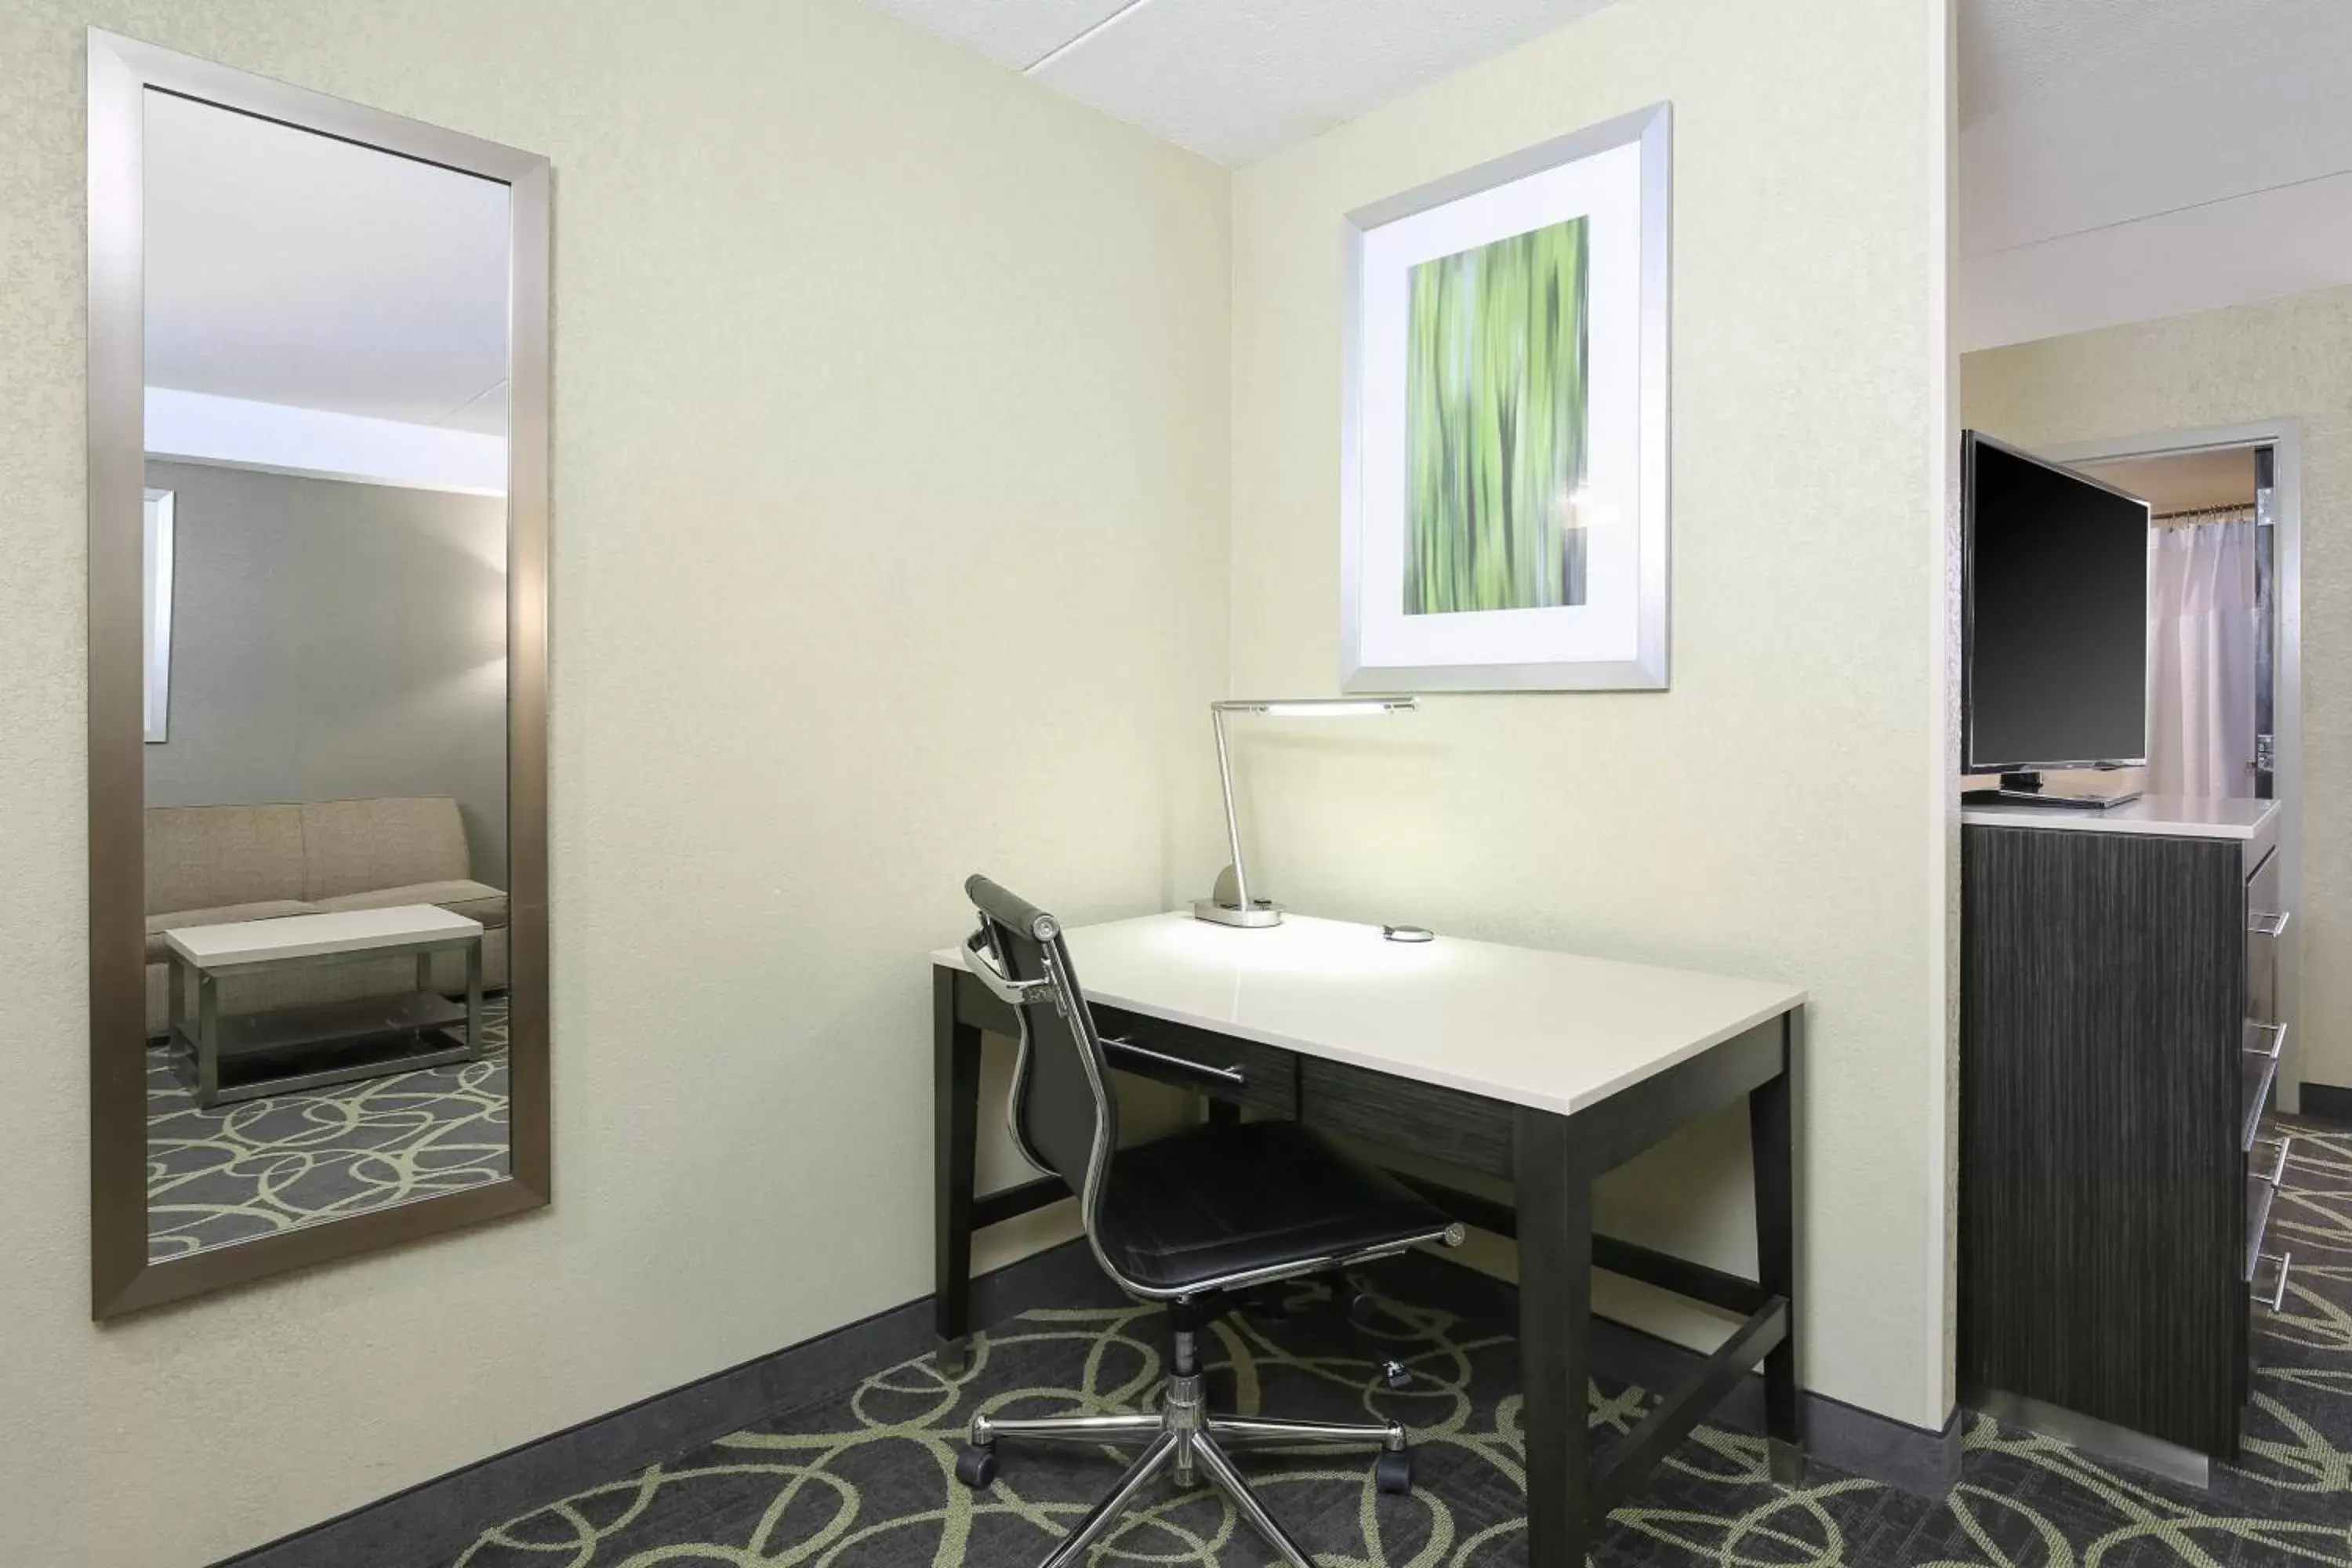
[1960,794,2277,840]
[932,912,1805,1116]
[163,904,482,967]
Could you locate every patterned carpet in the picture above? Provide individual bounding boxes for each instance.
[447,1119,2352,1567]
[146,998,510,1261]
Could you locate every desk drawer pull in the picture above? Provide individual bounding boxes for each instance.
[2254,1250,2293,1313]
[1102,1037,1245,1088]
[2244,1022,2288,1063]
[2249,910,2291,938]
[2256,1134,2295,1187]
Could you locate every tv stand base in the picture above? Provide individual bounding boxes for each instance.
[1963,770,2141,811]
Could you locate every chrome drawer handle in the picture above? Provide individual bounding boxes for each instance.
[2245,1022,2288,1063]
[2255,1250,2293,1312]
[2249,910,2291,938]
[1102,1037,1246,1088]
[2256,1134,2296,1187]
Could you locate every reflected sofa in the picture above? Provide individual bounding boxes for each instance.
[144,797,508,1038]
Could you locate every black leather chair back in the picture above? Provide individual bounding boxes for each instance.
[964,875,1118,1215]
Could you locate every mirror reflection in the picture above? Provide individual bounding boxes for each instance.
[139,90,514,1260]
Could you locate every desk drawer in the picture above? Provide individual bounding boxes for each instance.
[1094,1008,1298,1117]
[1300,1057,1514,1178]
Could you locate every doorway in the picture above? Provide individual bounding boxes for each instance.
[2056,425,2305,1112]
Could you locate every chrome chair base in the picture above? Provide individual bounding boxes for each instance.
[959,1334,1409,1568]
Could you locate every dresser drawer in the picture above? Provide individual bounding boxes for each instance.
[2241,1021,2285,1152]
[2252,1248,2295,1318]
[2245,1166,2276,1284]
[1299,1056,1514,1178]
[2245,1132,2292,1278]
[1094,1007,1298,1117]
[2245,844,2282,1026]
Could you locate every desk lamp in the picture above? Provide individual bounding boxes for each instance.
[1193,697,1418,928]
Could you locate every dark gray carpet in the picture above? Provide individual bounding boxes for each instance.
[445,1118,2351,1566]
[146,998,510,1261]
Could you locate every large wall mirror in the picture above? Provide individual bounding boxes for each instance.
[89,31,550,1316]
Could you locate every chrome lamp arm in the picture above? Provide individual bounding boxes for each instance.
[1194,697,1417,930]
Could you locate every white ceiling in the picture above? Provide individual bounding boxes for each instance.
[1958,0,2352,350]
[865,0,2352,353]
[143,89,512,435]
[862,0,1621,166]
[136,4,2352,421]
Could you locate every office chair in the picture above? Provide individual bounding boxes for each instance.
[954,875,1465,1568]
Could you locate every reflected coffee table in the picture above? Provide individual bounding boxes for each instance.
[163,905,485,1109]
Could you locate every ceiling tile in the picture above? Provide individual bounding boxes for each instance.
[1958,0,2148,132]
[1030,0,1619,166]
[858,0,1142,74]
[1961,0,2352,256]
[1957,0,2352,346]
[1957,169,2352,350]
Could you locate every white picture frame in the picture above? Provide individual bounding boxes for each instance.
[142,487,174,742]
[1341,102,1671,692]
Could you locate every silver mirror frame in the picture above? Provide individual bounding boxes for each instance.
[86,28,553,1318]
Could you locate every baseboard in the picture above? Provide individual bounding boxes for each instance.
[1386,1249,1962,1499]
[2299,1080,2352,1123]
[213,1239,1120,1568]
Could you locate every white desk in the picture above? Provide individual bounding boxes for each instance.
[931,909,1808,1568]
[932,911,1803,1116]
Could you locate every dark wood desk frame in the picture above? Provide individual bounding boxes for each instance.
[933,964,1803,1568]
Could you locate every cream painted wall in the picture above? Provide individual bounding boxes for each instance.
[0,4,1229,1563]
[1963,282,2352,1099]
[1228,0,1955,1431]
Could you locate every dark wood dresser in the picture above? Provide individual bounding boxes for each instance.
[1959,797,2288,1471]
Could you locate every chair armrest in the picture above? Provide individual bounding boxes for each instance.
[962,927,1055,1008]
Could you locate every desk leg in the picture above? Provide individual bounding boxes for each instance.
[1752,1013,1803,1483]
[934,967,982,1375]
[168,955,187,1047]
[466,941,485,1059]
[1515,1107,1593,1568]
[197,971,221,1109]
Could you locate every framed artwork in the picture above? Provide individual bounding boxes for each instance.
[1341,102,1670,691]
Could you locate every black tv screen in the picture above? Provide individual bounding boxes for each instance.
[1963,433,2150,772]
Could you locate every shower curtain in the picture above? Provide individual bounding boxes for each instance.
[2146,516,2259,797]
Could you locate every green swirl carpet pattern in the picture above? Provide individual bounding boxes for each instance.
[146,998,510,1260]
[452,1120,2352,1566]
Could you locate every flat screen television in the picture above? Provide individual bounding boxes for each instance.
[1962,430,2151,809]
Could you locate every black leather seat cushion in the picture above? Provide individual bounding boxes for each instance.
[1094,1120,1454,1297]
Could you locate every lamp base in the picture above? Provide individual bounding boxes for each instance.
[1192,898,1284,929]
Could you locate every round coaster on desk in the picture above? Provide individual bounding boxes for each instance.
[1382,924,1435,943]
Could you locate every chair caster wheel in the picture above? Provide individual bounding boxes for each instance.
[1374,1448,1413,1495]
[954,1445,998,1489]
[1348,1290,1380,1327]
[1378,1359,1412,1391]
